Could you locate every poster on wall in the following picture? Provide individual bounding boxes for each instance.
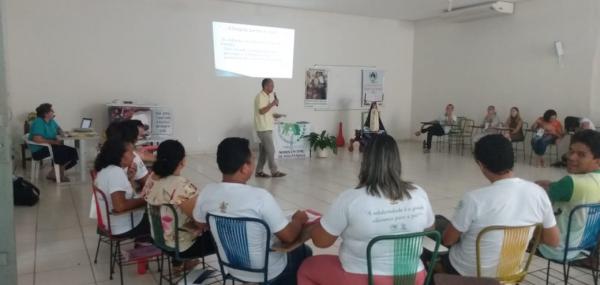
[152,109,173,136]
[107,105,154,134]
[273,122,311,159]
[362,69,384,105]
[304,69,328,108]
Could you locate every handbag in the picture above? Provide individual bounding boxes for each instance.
[13,176,40,206]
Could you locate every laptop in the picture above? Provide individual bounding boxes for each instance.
[73,118,94,132]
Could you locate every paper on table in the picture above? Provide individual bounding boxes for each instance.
[285,209,322,225]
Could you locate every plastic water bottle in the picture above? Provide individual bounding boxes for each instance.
[137,258,148,274]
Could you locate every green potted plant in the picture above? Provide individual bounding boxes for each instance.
[305,130,337,158]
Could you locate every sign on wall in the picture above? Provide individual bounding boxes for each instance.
[362,69,384,105]
[152,109,173,136]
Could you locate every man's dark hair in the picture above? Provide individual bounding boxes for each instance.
[543,109,557,122]
[474,134,514,174]
[261,78,273,89]
[571,130,600,159]
[217,137,251,175]
[35,103,53,118]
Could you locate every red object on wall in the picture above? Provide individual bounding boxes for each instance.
[336,122,345,147]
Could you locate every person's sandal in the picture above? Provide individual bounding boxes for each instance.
[255,172,271,178]
[271,172,287,178]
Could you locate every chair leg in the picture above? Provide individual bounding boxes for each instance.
[93,236,101,263]
[109,239,114,280]
[116,241,124,285]
[53,164,61,184]
[167,256,173,285]
[563,262,571,285]
[545,259,551,285]
[158,253,164,285]
[30,160,37,181]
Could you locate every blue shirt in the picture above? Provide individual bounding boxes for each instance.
[28,117,59,153]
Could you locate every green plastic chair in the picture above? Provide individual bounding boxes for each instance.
[367,231,441,285]
[148,204,214,285]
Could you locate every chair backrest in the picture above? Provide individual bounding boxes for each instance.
[91,182,113,237]
[367,231,441,285]
[462,119,475,135]
[564,203,600,258]
[206,213,271,284]
[564,116,581,133]
[147,204,181,258]
[475,224,542,283]
[449,116,466,134]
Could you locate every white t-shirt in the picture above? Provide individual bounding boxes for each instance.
[132,152,149,180]
[193,183,289,282]
[449,178,557,277]
[321,185,435,275]
[89,156,147,219]
[94,165,145,235]
[437,114,458,134]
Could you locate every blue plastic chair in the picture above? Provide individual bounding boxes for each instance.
[543,203,600,285]
[206,213,271,285]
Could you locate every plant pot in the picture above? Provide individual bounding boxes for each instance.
[316,148,329,158]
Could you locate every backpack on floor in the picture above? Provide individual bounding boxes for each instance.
[13,176,40,206]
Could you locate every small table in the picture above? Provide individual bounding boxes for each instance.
[62,132,100,181]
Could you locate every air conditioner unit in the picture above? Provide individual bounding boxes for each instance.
[441,1,515,22]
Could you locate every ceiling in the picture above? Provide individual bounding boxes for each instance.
[222,0,523,21]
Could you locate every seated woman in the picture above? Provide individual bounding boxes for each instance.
[94,139,149,238]
[142,140,215,271]
[298,134,435,285]
[125,119,157,163]
[349,102,385,152]
[473,105,502,143]
[28,103,78,182]
[415,104,457,153]
[110,120,151,188]
[505,107,524,141]
[531,109,564,167]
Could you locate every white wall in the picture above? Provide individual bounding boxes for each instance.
[3,0,414,154]
[589,0,600,120]
[412,0,600,130]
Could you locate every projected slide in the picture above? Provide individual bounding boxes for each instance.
[213,22,295,78]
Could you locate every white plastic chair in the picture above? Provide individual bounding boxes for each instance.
[23,133,60,184]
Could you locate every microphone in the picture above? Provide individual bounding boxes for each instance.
[274,92,279,106]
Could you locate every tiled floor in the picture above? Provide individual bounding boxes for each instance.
[13,141,597,284]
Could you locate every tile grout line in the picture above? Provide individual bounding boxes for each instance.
[32,190,39,285]
[67,182,99,284]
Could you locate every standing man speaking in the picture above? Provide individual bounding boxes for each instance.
[254,78,286,178]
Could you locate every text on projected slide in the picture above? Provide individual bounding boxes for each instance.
[213,21,295,78]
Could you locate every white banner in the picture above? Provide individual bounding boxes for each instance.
[273,122,311,159]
